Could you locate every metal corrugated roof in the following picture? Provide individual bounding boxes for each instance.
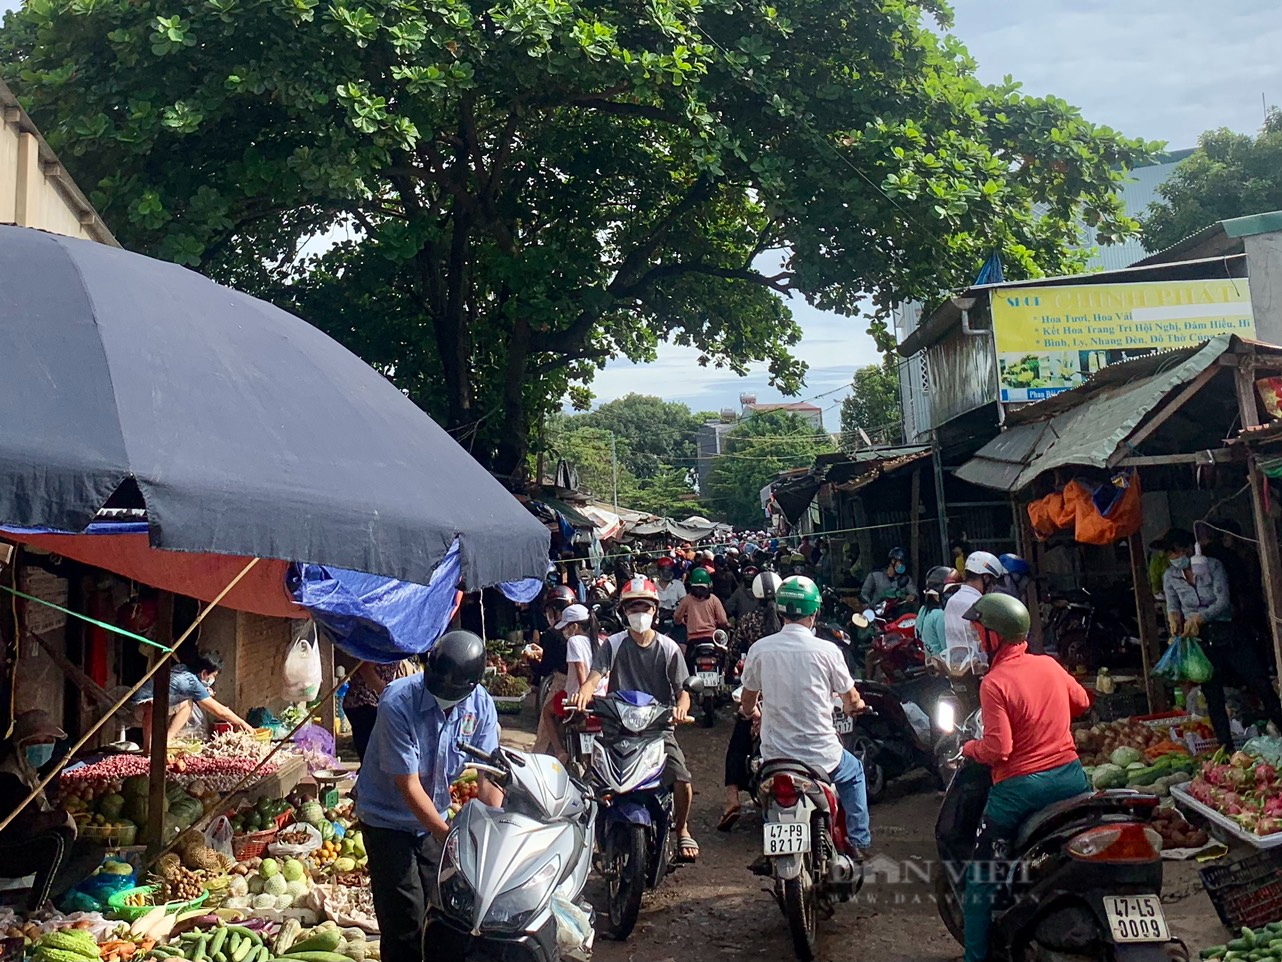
[954,336,1235,491]
[1131,210,1282,267]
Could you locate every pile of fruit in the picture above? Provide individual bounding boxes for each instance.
[222,858,314,913]
[229,798,291,836]
[1184,749,1282,837]
[306,832,365,876]
[448,771,480,820]
[482,674,528,698]
[1150,806,1210,850]
[1074,719,1193,767]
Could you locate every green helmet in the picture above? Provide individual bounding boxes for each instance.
[689,567,712,587]
[776,575,822,618]
[963,592,1031,642]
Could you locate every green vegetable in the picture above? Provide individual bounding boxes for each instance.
[1200,948,1225,960]
[209,927,229,960]
[1126,765,1165,787]
[193,935,210,962]
[285,931,342,955]
[280,953,351,962]
[1091,764,1127,790]
[233,937,255,962]
[1110,746,1144,768]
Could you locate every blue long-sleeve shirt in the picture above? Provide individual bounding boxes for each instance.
[1162,556,1231,623]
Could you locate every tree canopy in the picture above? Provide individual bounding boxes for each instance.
[704,410,832,528]
[570,394,703,479]
[839,364,901,451]
[1143,110,1282,253]
[1,0,1155,475]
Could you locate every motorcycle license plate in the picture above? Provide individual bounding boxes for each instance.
[763,822,810,855]
[698,671,723,688]
[1103,895,1168,943]
[833,714,854,734]
[578,732,596,754]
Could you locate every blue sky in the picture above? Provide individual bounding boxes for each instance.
[3,0,1279,421]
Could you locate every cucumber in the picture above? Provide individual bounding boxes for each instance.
[226,927,262,944]
[209,927,229,961]
[193,935,211,962]
[252,946,269,962]
[1202,949,1227,960]
[233,936,255,962]
[1231,941,1252,953]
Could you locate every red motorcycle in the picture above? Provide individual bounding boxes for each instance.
[853,600,923,683]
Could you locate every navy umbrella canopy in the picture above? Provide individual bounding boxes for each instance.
[0,226,549,588]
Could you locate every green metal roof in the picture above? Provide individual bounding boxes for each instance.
[954,337,1234,492]
[1132,210,1282,267]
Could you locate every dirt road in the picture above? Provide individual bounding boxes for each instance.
[504,711,1225,961]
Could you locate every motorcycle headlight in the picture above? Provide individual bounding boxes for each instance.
[620,704,660,733]
[437,834,474,921]
[483,857,561,932]
[935,698,957,734]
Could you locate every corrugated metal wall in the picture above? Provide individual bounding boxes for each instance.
[925,329,998,426]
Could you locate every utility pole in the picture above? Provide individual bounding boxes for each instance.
[611,432,619,508]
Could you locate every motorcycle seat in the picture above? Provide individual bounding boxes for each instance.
[759,758,834,785]
[1011,789,1153,850]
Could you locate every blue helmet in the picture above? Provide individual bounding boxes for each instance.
[999,553,1031,577]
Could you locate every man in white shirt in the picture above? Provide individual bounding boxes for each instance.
[655,557,687,612]
[740,576,870,853]
[941,551,1007,676]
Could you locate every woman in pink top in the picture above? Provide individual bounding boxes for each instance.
[674,567,729,658]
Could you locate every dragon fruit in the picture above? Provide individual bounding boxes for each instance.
[1230,751,1256,769]
[1258,817,1282,837]
[1257,764,1279,787]
[1263,796,1282,819]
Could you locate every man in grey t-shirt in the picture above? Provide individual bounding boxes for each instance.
[574,576,699,861]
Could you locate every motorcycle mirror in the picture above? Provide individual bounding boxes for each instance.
[683,675,706,694]
[850,611,870,629]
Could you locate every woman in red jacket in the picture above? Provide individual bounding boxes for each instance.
[960,593,1093,962]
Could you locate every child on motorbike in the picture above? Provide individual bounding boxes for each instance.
[959,593,1092,962]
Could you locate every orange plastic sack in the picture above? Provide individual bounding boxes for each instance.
[1026,474,1142,545]
[1027,490,1072,540]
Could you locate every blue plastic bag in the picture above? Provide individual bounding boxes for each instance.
[1152,637,1182,682]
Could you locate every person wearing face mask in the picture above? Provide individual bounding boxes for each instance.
[859,546,918,611]
[674,567,729,663]
[130,650,253,752]
[0,710,77,910]
[654,556,687,617]
[958,594,1092,962]
[1159,527,1282,749]
[573,577,699,862]
[356,630,503,962]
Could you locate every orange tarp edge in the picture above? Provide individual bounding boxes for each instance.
[2,531,300,618]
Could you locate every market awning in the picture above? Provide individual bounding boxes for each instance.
[956,335,1237,492]
[626,518,724,543]
[816,446,933,491]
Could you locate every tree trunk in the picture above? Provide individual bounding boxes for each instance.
[492,316,532,480]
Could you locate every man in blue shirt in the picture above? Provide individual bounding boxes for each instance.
[355,631,502,962]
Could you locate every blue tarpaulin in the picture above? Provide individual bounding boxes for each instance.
[499,578,545,604]
[289,541,463,663]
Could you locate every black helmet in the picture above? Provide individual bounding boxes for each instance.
[543,585,577,614]
[924,565,953,595]
[888,546,907,562]
[425,630,486,702]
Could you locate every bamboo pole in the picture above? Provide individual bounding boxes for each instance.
[0,558,261,835]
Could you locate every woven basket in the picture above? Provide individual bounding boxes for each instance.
[231,826,278,861]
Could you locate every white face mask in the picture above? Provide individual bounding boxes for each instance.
[627,612,654,634]
[433,692,467,711]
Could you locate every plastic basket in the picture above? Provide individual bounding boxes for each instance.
[1200,849,1282,930]
[231,827,278,861]
[491,694,526,715]
[274,809,296,831]
[107,885,209,922]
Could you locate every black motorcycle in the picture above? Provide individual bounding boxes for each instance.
[688,630,730,727]
[846,675,944,803]
[934,711,1188,962]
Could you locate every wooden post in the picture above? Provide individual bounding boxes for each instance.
[146,594,174,853]
[1127,531,1167,713]
[909,467,922,581]
[1235,358,1282,682]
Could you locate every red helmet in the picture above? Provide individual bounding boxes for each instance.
[656,556,675,569]
[619,577,660,605]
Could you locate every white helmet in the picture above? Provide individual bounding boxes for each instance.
[752,571,783,599]
[964,550,1006,578]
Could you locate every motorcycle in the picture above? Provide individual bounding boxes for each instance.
[933,709,1188,962]
[847,675,944,803]
[688,629,731,727]
[426,742,597,962]
[587,681,702,940]
[758,752,863,961]
[852,601,924,683]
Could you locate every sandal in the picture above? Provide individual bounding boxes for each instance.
[717,807,741,832]
[678,834,700,862]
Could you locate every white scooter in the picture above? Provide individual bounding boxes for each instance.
[426,742,597,961]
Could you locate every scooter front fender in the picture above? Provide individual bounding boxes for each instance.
[606,798,652,827]
[770,853,804,880]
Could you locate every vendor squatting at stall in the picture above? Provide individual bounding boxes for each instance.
[0,710,76,909]
[129,652,253,752]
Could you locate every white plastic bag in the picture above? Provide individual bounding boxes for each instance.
[267,822,322,858]
[204,816,235,859]
[551,896,593,961]
[283,622,323,702]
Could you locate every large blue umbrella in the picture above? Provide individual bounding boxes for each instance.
[0,225,549,588]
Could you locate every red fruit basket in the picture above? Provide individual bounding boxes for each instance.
[231,827,278,862]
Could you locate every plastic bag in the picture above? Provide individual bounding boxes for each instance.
[1179,636,1214,684]
[283,622,323,702]
[204,816,235,859]
[267,822,322,858]
[1152,638,1182,682]
[551,895,594,961]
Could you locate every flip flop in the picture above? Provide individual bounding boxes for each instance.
[717,808,741,832]
[678,834,700,861]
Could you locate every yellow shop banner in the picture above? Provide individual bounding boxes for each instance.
[991,278,1254,403]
